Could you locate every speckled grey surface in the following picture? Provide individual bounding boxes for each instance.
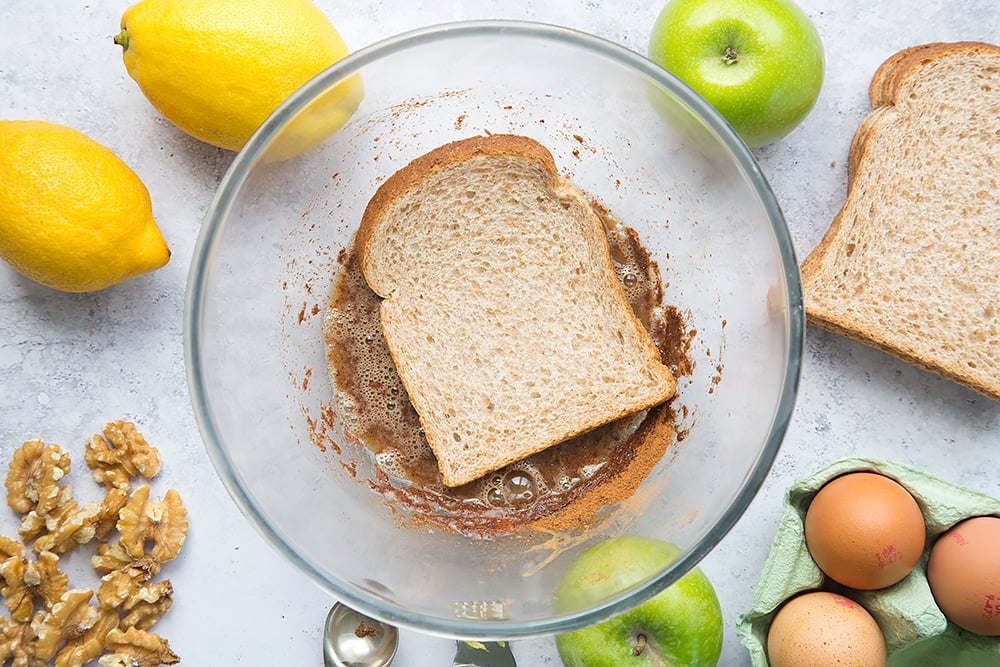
[1,1,998,665]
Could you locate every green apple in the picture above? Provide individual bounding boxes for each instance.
[553,536,722,667]
[648,0,824,147]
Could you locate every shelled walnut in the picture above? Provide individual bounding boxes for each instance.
[31,588,119,666]
[29,486,130,556]
[5,441,71,518]
[85,422,161,491]
[117,487,187,566]
[90,543,161,581]
[1,422,188,665]
[97,570,173,631]
[0,614,43,667]
[99,627,179,666]
[0,550,68,623]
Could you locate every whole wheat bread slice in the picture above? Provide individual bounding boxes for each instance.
[801,42,1000,401]
[356,134,676,487]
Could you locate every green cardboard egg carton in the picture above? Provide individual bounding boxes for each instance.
[736,457,1000,666]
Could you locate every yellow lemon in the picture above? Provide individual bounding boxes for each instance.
[0,121,170,293]
[115,0,363,156]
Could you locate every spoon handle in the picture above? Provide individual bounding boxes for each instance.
[452,640,517,667]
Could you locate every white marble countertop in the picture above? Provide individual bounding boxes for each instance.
[1,1,998,665]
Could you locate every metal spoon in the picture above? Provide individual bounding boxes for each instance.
[323,602,399,667]
[322,601,518,667]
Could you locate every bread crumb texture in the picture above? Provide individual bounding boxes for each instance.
[801,42,1000,401]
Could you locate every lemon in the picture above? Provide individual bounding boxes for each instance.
[115,0,363,156]
[0,121,170,293]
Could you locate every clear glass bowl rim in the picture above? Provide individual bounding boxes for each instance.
[184,19,804,638]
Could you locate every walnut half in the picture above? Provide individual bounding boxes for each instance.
[31,588,118,666]
[5,440,71,517]
[0,549,69,623]
[98,627,179,667]
[117,486,188,566]
[85,422,162,491]
[97,571,173,631]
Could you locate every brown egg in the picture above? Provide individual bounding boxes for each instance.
[767,591,886,667]
[804,472,926,589]
[927,515,1000,636]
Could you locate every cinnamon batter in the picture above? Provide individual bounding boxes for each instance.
[322,212,693,538]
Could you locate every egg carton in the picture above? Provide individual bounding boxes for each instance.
[736,457,1000,666]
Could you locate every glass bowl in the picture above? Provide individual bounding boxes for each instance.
[185,20,802,639]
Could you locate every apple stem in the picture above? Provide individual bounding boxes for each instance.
[722,45,739,65]
[632,634,647,657]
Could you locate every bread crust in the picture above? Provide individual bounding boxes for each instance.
[356,134,557,288]
[801,42,1000,401]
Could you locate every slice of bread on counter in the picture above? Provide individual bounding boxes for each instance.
[801,42,1000,401]
[356,134,677,487]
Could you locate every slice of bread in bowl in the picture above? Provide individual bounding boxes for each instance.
[357,134,677,487]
